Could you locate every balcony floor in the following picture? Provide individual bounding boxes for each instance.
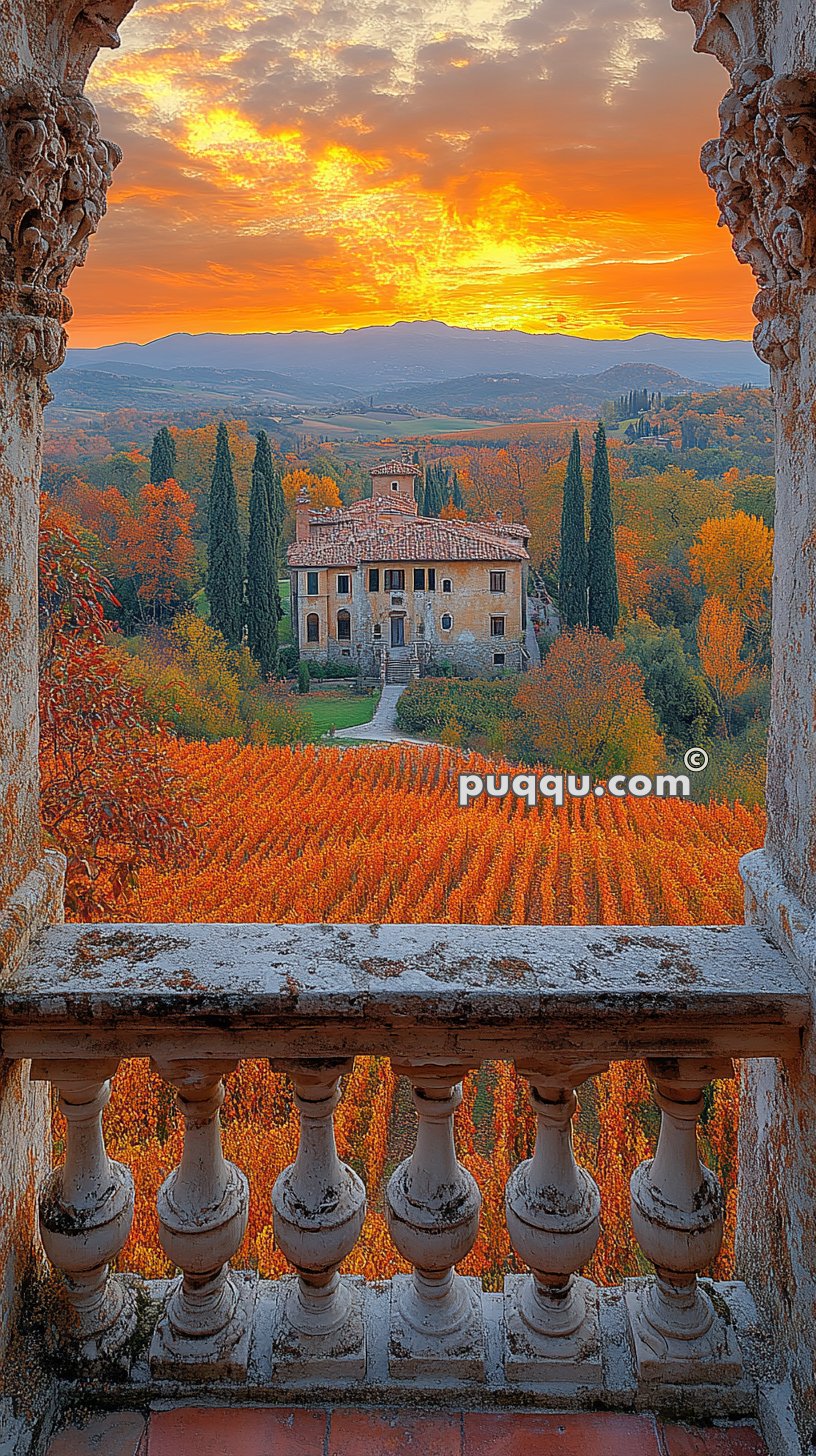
[45,1408,769,1456]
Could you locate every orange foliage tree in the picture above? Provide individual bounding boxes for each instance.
[118,478,196,622]
[697,596,752,735]
[280,468,343,544]
[514,628,664,776]
[59,476,196,626]
[690,511,773,637]
[39,498,193,916]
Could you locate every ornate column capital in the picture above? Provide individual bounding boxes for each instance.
[0,3,135,379]
[703,63,816,365]
[674,2,816,366]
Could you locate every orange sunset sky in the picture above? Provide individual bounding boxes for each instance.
[71,0,757,347]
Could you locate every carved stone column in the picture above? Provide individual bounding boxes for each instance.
[271,1060,367,1378]
[32,1058,136,1367]
[0,0,134,1363]
[0,8,130,890]
[150,1060,255,1381]
[504,1060,607,1385]
[675,4,816,1443]
[385,1061,484,1379]
[627,1057,740,1385]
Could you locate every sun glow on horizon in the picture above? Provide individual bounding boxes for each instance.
[68,0,757,347]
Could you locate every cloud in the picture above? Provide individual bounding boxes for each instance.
[67,0,756,344]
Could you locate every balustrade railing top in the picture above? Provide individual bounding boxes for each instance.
[0,920,807,1417]
[0,921,807,1062]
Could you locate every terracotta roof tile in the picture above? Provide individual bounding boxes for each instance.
[288,499,529,568]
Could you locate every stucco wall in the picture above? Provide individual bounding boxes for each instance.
[294,560,525,675]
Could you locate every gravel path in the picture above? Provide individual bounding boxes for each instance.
[332,684,434,745]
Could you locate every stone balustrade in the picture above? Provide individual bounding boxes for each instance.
[0,921,807,1417]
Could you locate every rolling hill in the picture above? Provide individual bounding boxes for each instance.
[369,363,707,419]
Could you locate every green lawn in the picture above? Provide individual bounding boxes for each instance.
[299,691,378,736]
[278,577,292,645]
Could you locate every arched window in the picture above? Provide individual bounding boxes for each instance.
[441,613,453,631]
[337,609,351,641]
[306,613,320,643]
[442,578,453,593]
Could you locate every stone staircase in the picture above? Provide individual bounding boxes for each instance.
[386,657,412,684]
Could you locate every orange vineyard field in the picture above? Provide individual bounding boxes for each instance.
[62,741,762,1288]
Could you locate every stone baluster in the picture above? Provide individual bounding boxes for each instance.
[149,1060,254,1381]
[627,1056,741,1384]
[33,1058,136,1367]
[385,1061,484,1378]
[271,1060,367,1376]
[504,1059,607,1384]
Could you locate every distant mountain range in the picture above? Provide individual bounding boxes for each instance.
[64,320,767,392]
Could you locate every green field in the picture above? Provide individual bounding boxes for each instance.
[299,691,378,736]
[296,410,499,441]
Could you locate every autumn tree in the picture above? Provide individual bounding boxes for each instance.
[559,429,588,628]
[207,421,244,647]
[150,426,177,485]
[245,447,279,679]
[514,628,663,777]
[121,478,196,623]
[587,423,619,638]
[689,511,773,645]
[282,469,342,511]
[38,497,191,917]
[697,596,752,736]
[281,468,342,544]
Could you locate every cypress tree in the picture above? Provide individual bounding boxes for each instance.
[254,430,285,621]
[206,421,243,647]
[245,451,278,679]
[558,429,588,629]
[150,425,176,484]
[587,421,619,638]
[452,472,465,512]
[424,465,442,517]
[421,471,432,515]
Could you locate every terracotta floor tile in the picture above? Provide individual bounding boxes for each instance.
[462,1412,662,1456]
[328,1409,462,1455]
[146,1407,328,1456]
[662,1427,768,1456]
[47,1413,147,1456]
